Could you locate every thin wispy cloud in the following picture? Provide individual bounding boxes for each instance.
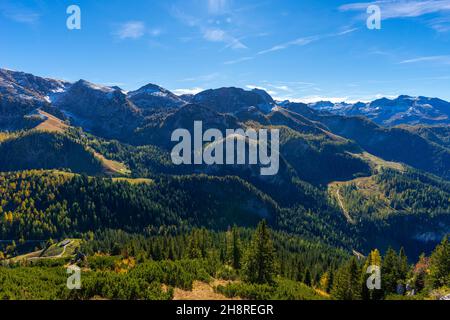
[224,56,254,65]
[400,55,450,64]
[243,81,320,102]
[340,0,450,18]
[115,21,146,39]
[171,4,247,50]
[264,81,316,92]
[203,28,247,49]
[341,0,450,32]
[258,36,318,55]
[293,96,351,104]
[224,28,357,67]
[258,28,358,55]
[9,12,40,24]
[429,16,450,32]
[0,2,40,25]
[114,22,163,40]
[245,85,277,96]
[149,28,163,37]
[173,87,204,95]
[270,85,290,91]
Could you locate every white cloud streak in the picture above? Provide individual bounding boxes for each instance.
[258,28,358,55]
[224,27,357,66]
[340,1,450,19]
[114,21,163,40]
[171,5,247,50]
[245,85,277,96]
[289,96,352,104]
[223,56,254,65]
[399,55,450,64]
[428,16,450,32]
[115,21,146,39]
[0,3,40,25]
[173,87,205,95]
[9,12,40,24]
[203,28,247,49]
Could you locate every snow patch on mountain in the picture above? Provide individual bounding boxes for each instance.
[306,95,450,126]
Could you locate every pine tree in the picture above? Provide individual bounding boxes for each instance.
[327,269,334,293]
[187,232,202,259]
[303,268,312,286]
[242,220,277,284]
[331,257,361,300]
[382,248,399,295]
[225,227,233,265]
[231,226,242,270]
[168,241,175,260]
[426,236,450,289]
[296,261,304,282]
[396,247,409,295]
[398,247,409,282]
[348,257,361,299]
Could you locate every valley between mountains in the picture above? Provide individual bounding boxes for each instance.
[0,68,449,300]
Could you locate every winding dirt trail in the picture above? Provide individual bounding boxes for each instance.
[335,188,355,224]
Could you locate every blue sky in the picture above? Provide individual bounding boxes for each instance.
[1,0,450,102]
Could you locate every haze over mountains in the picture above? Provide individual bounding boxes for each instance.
[0,67,449,256]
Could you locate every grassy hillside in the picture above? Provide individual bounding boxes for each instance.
[0,132,104,175]
[330,168,450,221]
[319,115,450,180]
[0,129,131,176]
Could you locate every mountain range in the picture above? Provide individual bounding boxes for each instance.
[0,67,449,257]
[308,95,450,126]
[3,67,449,128]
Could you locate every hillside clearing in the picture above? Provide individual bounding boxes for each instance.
[112,177,154,184]
[31,110,130,176]
[8,239,82,263]
[0,132,11,142]
[173,280,240,300]
[328,152,404,222]
[34,110,69,133]
[90,150,131,176]
[351,152,405,173]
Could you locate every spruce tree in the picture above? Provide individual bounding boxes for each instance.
[303,268,312,286]
[242,220,277,284]
[427,236,450,289]
[331,257,361,300]
[327,269,334,293]
[296,262,304,282]
[382,248,399,295]
[398,247,409,290]
[231,226,242,270]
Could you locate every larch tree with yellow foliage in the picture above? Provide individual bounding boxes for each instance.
[361,249,383,300]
